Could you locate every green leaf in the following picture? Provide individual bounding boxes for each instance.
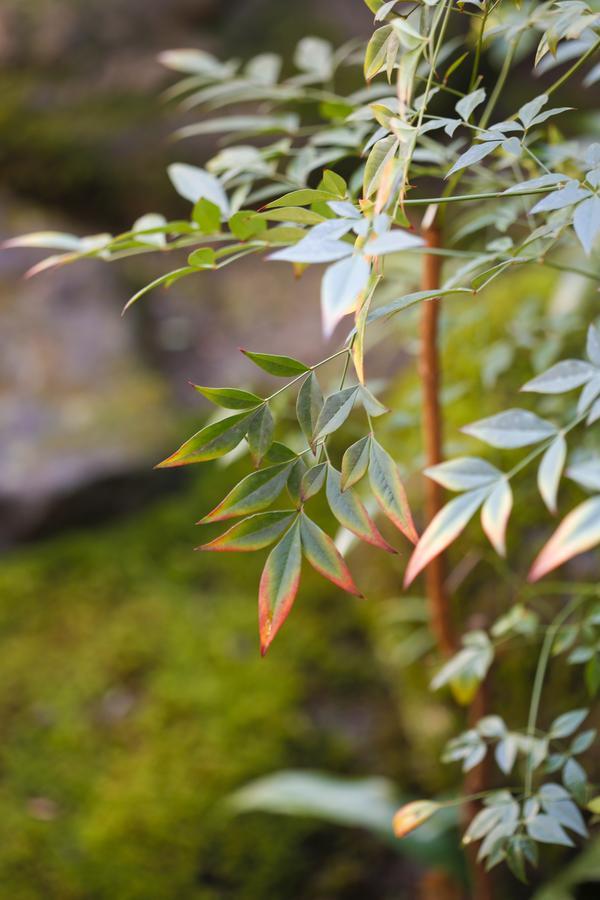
[320,169,347,197]
[265,189,339,209]
[287,458,308,506]
[188,247,216,269]
[425,457,501,492]
[300,514,362,596]
[228,210,268,241]
[296,373,324,447]
[456,88,486,121]
[259,520,302,655]
[522,360,595,394]
[241,349,310,377]
[341,436,371,491]
[122,266,196,313]
[364,25,393,80]
[369,440,417,542]
[192,385,263,410]
[156,412,253,468]
[192,198,221,234]
[574,195,600,256]
[300,463,327,502]
[260,207,325,226]
[529,496,600,581]
[199,461,293,523]
[247,405,274,464]
[197,511,296,552]
[359,386,389,417]
[326,466,396,553]
[313,387,358,441]
[363,135,397,199]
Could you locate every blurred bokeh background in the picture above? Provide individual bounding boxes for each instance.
[1,2,599,898]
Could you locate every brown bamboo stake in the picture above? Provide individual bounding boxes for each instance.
[419,223,456,658]
[420,223,494,900]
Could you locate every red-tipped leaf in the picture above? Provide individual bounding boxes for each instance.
[259,520,302,655]
[300,514,362,596]
[197,511,296,552]
[325,466,397,553]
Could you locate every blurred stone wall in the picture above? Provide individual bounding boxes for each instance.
[0,0,370,543]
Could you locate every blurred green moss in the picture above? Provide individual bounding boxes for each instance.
[0,462,412,900]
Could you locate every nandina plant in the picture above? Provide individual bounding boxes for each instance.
[8,0,600,893]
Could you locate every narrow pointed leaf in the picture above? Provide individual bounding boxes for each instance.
[321,254,371,338]
[405,488,490,587]
[567,458,600,492]
[192,385,263,409]
[529,496,600,581]
[574,195,600,255]
[522,360,595,394]
[446,141,502,179]
[241,349,309,377]
[481,479,513,557]
[314,387,358,441]
[359,386,389,417]
[247,404,274,463]
[587,324,600,367]
[425,457,502,492]
[537,434,567,513]
[300,463,327,502]
[364,230,425,256]
[156,412,252,468]
[259,521,302,655]
[341,436,371,491]
[300,514,362,596]
[168,163,229,215]
[326,466,396,553]
[463,409,556,448]
[199,461,292,523]
[198,511,296,552]
[287,458,308,506]
[296,372,324,447]
[265,189,339,209]
[368,440,417,542]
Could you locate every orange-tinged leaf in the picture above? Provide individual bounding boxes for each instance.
[198,461,293,523]
[369,440,417,543]
[156,412,253,468]
[197,511,296,552]
[481,479,513,557]
[300,514,362,596]
[259,520,302,655]
[528,496,600,582]
[393,801,440,838]
[326,466,396,553]
[404,487,490,587]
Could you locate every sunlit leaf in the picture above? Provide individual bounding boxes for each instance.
[405,488,490,586]
[259,521,302,655]
[393,801,440,839]
[321,255,371,338]
[425,457,501,492]
[481,479,513,557]
[537,434,567,514]
[446,141,502,179]
[522,360,595,394]
[168,163,230,215]
[463,409,556,449]
[529,496,600,581]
